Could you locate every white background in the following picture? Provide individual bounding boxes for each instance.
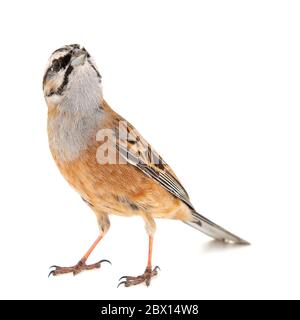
[0,0,299,300]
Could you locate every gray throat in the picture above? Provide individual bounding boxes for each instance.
[48,70,104,162]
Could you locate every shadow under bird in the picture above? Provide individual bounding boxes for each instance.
[43,44,249,287]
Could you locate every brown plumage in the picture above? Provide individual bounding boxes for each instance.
[49,100,192,226]
[44,44,248,287]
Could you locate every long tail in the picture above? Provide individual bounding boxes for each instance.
[184,211,249,244]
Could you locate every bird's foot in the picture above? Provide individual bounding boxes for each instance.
[48,259,111,277]
[118,266,160,287]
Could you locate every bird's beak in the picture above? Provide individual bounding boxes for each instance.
[71,50,87,66]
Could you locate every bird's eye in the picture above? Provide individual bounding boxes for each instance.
[51,59,61,72]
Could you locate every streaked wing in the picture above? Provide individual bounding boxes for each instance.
[115,121,194,209]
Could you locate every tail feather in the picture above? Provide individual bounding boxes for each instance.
[184,211,249,245]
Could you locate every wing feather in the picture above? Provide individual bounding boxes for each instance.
[115,121,194,209]
[102,112,248,244]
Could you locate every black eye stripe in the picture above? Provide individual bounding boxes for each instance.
[43,48,100,94]
[51,53,72,71]
[59,53,72,69]
[43,53,72,88]
[44,65,74,95]
[55,65,74,95]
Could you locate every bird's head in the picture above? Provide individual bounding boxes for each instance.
[43,44,102,107]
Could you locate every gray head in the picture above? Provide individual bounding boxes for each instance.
[43,44,103,108]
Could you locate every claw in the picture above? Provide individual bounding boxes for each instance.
[117,281,127,288]
[153,266,160,273]
[48,258,110,277]
[119,275,129,281]
[117,266,160,288]
[48,270,55,278]
[99,259,112,265]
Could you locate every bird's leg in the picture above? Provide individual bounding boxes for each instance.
[49,234,111,277]
[118,235,159,287]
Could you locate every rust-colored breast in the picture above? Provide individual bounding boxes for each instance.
[47,103,191,222]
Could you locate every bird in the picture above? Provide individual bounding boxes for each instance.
[43,44,249,287]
